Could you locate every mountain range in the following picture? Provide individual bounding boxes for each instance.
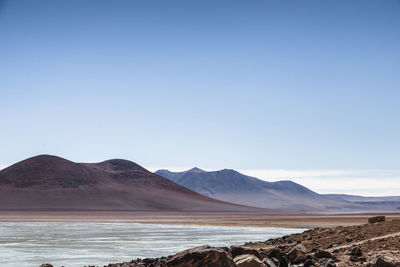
[0,155,261,212]
[156,168,400,213]
[0,155,398,213]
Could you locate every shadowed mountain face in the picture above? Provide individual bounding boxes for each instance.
[156,168,398,213]
[0,155,263,212]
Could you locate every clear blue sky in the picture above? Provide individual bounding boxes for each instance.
[1,0,399,170]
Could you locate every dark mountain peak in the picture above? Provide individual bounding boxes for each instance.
[2,154,79,173]
[19,154,74,165]
[28,154,63,160]
[0,154,96,188]
[92,159,148,172]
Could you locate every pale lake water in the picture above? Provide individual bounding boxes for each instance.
[0,222,306,267]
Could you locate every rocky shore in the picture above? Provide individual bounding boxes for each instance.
[41,216,400,267]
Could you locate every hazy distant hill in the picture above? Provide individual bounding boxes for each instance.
[324,194,400,211]
[156,168,397,213]
[0,155,263,212]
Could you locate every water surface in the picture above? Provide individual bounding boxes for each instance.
[0,222,305,267]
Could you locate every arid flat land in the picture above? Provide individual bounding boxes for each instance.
[0,211,399,228]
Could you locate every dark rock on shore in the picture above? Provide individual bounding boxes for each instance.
[287,244,308,264]
[369,216,386,224]
[165,245,235,267]
[348,246,363,257]
[366,256,400,267]
[233,254,263,267]
[262,257,277,267]
[314,249,332,259]
[104,257,167,267]
[230,245,261,259]
[264,247,287,265]
[321,259,336,267]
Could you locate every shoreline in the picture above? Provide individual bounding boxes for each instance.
[0,211,399,228]
[139,221,309,229]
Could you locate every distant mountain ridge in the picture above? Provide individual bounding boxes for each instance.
[0,155,264,212]
[156,168,400,213]
[323,194,400,211]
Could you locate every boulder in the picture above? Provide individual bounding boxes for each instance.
[166,245,235,267]
[233,254,263,267]
[304,259,315,267]
[287,244,308,264]
[269,257,282,267]
[262,258,277,267]
[321,259,336,267]
[366,256,400,267]
[230,245,261,259]
[266,248,286,261]
[265,247,288,267]
[314,250,332,259]
[277,256,288,267]
[348,246,363,257]
[106,263,134,267]
[349,255,366,263]
[368,216,386,224]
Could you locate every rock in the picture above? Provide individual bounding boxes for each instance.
[348,246,363,257]
[143,258,157,265]
[287,244,308,264]
[233,254,263,267]
[304,259,315,267]
[165,245,235,267]
[230,245,261,259]
[107,257,168,267]
[262,258,277,267]
[349,254,366,263]
[314,250,332,259]
[265,247,288,267]
[350,255,360,262]
[266,248,286,261]
[278,256,288,267]
[217,247,231,253]
[321,259,336,267]
[366,256,400,267]
[368,216,386,224]
[39,265,54,267]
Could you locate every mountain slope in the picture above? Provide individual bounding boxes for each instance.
[155,168,383,213]
[0,155,264,212]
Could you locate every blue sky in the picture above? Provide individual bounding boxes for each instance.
[1,0,399,182]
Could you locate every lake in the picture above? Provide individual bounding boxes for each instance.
[0,222,306,267]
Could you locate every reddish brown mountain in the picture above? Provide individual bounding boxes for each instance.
[0,155,262,212]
